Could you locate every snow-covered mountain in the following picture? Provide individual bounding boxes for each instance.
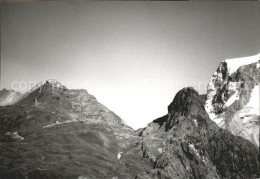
[205,53,260,146]
[0,89,21,106]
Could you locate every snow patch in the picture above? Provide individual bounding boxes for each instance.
[245,85,259,114]
[212,117,225,127]
[253,131,259,146]
[29,81,45,93]
[188,143,207,164]
[117,152,122,159]
[13,132,24,140]
[222,82,241,108]
[5,132,24,140]
[239,85,259,123]
[43,119,77,128]
[202,156,206,164]
[193,119,198,127]
[29,79,66,94]
[225,53,260,74]
[188,143,200,159]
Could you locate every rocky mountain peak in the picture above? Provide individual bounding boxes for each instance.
[166,87,209,131]
[0,88,15,94]
[205,53,260,146]
[132,86,260,179]
[28,79,68,94]
[1,88,8,92]
[15,79,130,128]
[167,87,202,114]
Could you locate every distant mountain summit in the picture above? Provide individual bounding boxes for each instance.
[16,80,129,127]
[0,80,134,178]
[205,53,260,146]
[0,89,21,106]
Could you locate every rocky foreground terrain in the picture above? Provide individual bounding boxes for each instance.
[0,54,259,179]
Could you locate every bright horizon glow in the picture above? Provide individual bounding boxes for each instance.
[1,2,260,129]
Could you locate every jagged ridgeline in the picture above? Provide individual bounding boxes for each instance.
[0,52,259,179]
[132,87,259,179]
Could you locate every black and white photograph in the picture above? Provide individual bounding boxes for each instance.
[0,1,259,179]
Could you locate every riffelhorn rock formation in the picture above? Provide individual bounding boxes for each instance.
[129,87,259,179]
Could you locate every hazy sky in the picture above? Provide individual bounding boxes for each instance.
[1,2,260,129]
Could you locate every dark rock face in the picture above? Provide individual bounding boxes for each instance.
[166,87,208,131]
[199,94,207,105]
[208,129,259,179]
[133,87,260,179]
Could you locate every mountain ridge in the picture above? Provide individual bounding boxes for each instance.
[131,87,259,179]
[0,83,259,178]
[0,80,136,178]
[0,53,259,178]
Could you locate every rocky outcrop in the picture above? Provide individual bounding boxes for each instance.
[205,53,260,146]
[132,87,259,179]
